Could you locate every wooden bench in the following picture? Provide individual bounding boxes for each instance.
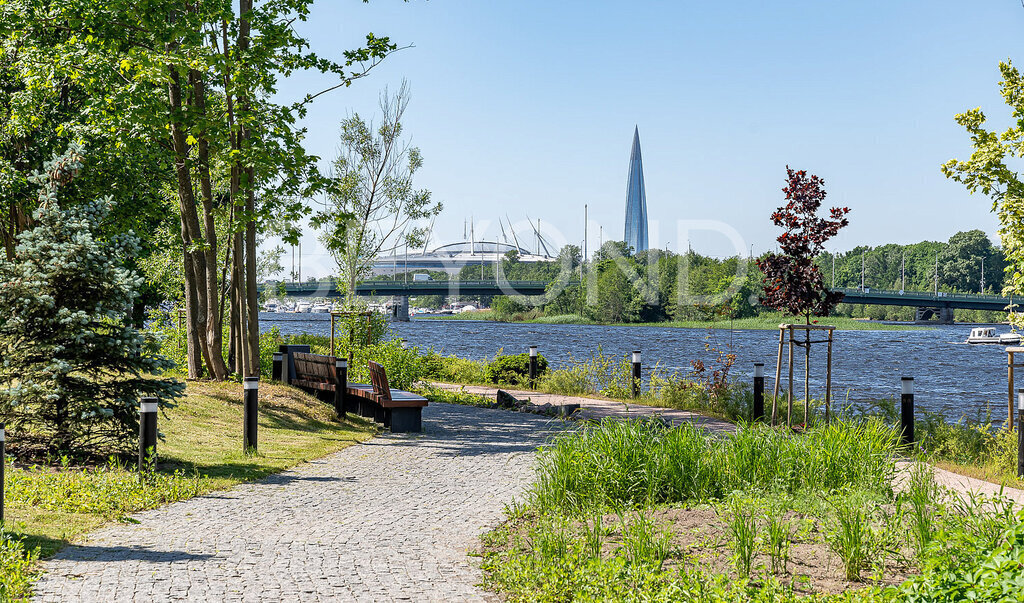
[291,352,427,433]
[345,361,428,433]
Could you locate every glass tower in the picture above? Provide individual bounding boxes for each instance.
[624,126,649,253]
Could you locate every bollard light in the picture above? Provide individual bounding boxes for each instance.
[753,363,765,422]
[900,377,915,447]
[1018,388,1024,478]
[528,346,539,389]
[334,358,348,418]
[631,351,642,399]
[138,397,158,472]
[272,352,283,382]
[243,377,259,454]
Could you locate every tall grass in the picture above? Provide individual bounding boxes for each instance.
[530,418,899,514]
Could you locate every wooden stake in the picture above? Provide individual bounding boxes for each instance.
[825,329,833,423]
[1010,350,1016,430]
[772,326,785,425]
[787,326,794,428]
[804,330,810,427]
[330,312,336,357]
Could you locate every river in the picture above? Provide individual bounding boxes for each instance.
[260,313,1017,423]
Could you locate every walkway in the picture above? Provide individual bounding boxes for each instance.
[34,404,563,602]
[429,382,736,434]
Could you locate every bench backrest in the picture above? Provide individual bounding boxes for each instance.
[368,361,391,401]
[293,352,337,385]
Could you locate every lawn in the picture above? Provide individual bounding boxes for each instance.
[1,381,376,599]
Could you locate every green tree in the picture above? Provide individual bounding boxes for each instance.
[0,146,182,457]
[943,61,1024,324]
[314,82,443,305]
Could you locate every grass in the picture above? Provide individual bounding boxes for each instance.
[419,311,926,331]
[482,417,1024,601]
[530,418,899,514]
[1,380,376,598]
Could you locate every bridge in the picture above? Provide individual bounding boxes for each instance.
[275,280,553,298]
[268,281,1017,324]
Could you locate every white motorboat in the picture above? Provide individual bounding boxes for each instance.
[310,303,332,313]
[294,302,311,313]
[966,327,1022,345]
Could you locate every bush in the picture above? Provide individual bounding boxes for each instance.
[421,352,489,384]
[486,352,548,386]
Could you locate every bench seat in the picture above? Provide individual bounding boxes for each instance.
[290,352,427,433]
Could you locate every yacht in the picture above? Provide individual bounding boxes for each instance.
[310,303,332,313]
[294,302,312,313]
[966,327,1022,345]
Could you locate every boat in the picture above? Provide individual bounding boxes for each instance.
[310,303,332,313]
[966,327,1022,345]
[294,302,311,313]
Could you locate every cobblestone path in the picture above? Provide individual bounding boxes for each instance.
[34,404,563,602]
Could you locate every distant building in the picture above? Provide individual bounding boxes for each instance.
[624,126,649,253]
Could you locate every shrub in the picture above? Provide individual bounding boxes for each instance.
[485,352,548,385]
[421,351,489,384]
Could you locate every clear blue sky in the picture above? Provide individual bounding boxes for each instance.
[273,0,1024,277]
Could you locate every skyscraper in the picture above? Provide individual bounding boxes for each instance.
[624,126,649,253]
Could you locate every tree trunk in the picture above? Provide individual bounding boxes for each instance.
[189,68,228,380]
[167,64,214,379]
[245,175,260,377]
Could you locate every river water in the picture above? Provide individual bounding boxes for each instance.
[260,313,1017,423]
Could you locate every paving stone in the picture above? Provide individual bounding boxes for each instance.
[34,404,562,602]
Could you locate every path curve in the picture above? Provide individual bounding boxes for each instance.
[34,404,563,602]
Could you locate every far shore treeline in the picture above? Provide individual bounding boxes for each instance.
[288,228,1006,324]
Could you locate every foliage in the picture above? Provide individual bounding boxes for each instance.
[943,60,1024,328]
[758,167,850,323]
[896,511,1024,603]
[485,352,549,386]
[0,529,37,602]
[421,352,490,384]
[0,147,182,457]
[313,82,443,303]
[6,457,203,521]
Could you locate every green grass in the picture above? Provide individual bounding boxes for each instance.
[530,418,900,514]
[1,381,376,599]
[482,418,1024,601]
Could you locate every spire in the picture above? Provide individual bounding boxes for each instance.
[624,126,649,253]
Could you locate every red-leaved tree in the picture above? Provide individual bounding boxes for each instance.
[758,168,850,324]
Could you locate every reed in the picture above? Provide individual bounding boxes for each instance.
[530,418,899,514]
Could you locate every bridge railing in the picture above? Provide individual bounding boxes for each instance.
[835,287,1012,303]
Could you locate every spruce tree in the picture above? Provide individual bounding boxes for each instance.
[0,145,183,458]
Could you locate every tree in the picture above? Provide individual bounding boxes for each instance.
[314,82,443,304]
[943,61,1024,324]
[0,146,182,457]
[758,167,850,323]
[2,1,402,380]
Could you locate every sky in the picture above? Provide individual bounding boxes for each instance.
[271,0,1024,278]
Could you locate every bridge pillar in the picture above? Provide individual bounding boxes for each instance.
[392,295,410,322]
[938,307,954,325]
